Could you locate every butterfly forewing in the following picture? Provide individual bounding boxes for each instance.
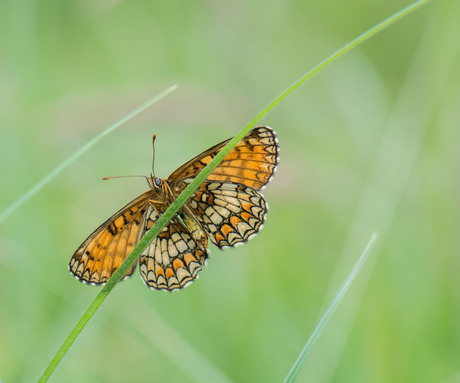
[168,127,279,191]
[139,211,208,291]
[69,191,152,284]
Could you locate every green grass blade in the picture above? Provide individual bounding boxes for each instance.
[0,84,178,225]
[283,233,379,383]
[38,0,434,381]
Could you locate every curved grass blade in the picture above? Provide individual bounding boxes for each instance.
[0,84,178,225]
[283,233,379,383]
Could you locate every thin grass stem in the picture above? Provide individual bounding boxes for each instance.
[38,0,434,381]
[0,84,178,225]
[283,233,379,383]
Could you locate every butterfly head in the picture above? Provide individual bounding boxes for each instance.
[147,174,163,190]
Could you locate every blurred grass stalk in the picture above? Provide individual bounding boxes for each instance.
[0,84,179,224]
[37,0,435,381]
[283,233,379,383]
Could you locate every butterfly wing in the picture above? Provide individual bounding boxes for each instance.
[137,183,265,290]
[167,126,277,250]
[139,206,208,291]
[168,126,279,191]
[185,181,268,248]
[69,191,153,284]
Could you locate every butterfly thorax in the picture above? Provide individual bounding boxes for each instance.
[146,175,177,212]
[149,175,207,246]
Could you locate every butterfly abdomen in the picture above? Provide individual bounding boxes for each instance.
[180,212,208,250]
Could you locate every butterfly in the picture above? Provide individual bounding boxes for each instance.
[69,126,279,291]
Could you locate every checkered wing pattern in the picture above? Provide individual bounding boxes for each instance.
[69,191,152,284]
[139,205,208,291]
[186,181,268,248]
[168,126,279,192]
[70,126,278,292]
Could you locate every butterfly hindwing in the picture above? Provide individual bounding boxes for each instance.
[186,181,268,248]
[139,209,208,291]
[69,191,152,284]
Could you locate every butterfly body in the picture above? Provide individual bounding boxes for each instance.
[70,127,279,291]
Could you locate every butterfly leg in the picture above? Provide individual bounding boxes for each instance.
[148,199,166,205]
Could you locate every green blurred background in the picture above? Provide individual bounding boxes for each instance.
[1,0,460,382]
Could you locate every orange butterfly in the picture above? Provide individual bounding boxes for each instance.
[69,127,279,291]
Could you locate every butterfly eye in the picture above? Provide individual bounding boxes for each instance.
[155,178,162,187]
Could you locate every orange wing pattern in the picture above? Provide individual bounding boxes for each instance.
[168,126,279,191]
[186,181,268,248]
[139,206,208,291]
[70,126,279,292]
[69,191,152,284]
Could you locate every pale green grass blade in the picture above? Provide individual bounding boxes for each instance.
[440,370,460,383]
[38,0,435,381]
[0,84,178,224]
[283,232,379,383]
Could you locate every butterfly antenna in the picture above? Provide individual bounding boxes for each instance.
[102,175,149,182]
[151,133,157,178]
